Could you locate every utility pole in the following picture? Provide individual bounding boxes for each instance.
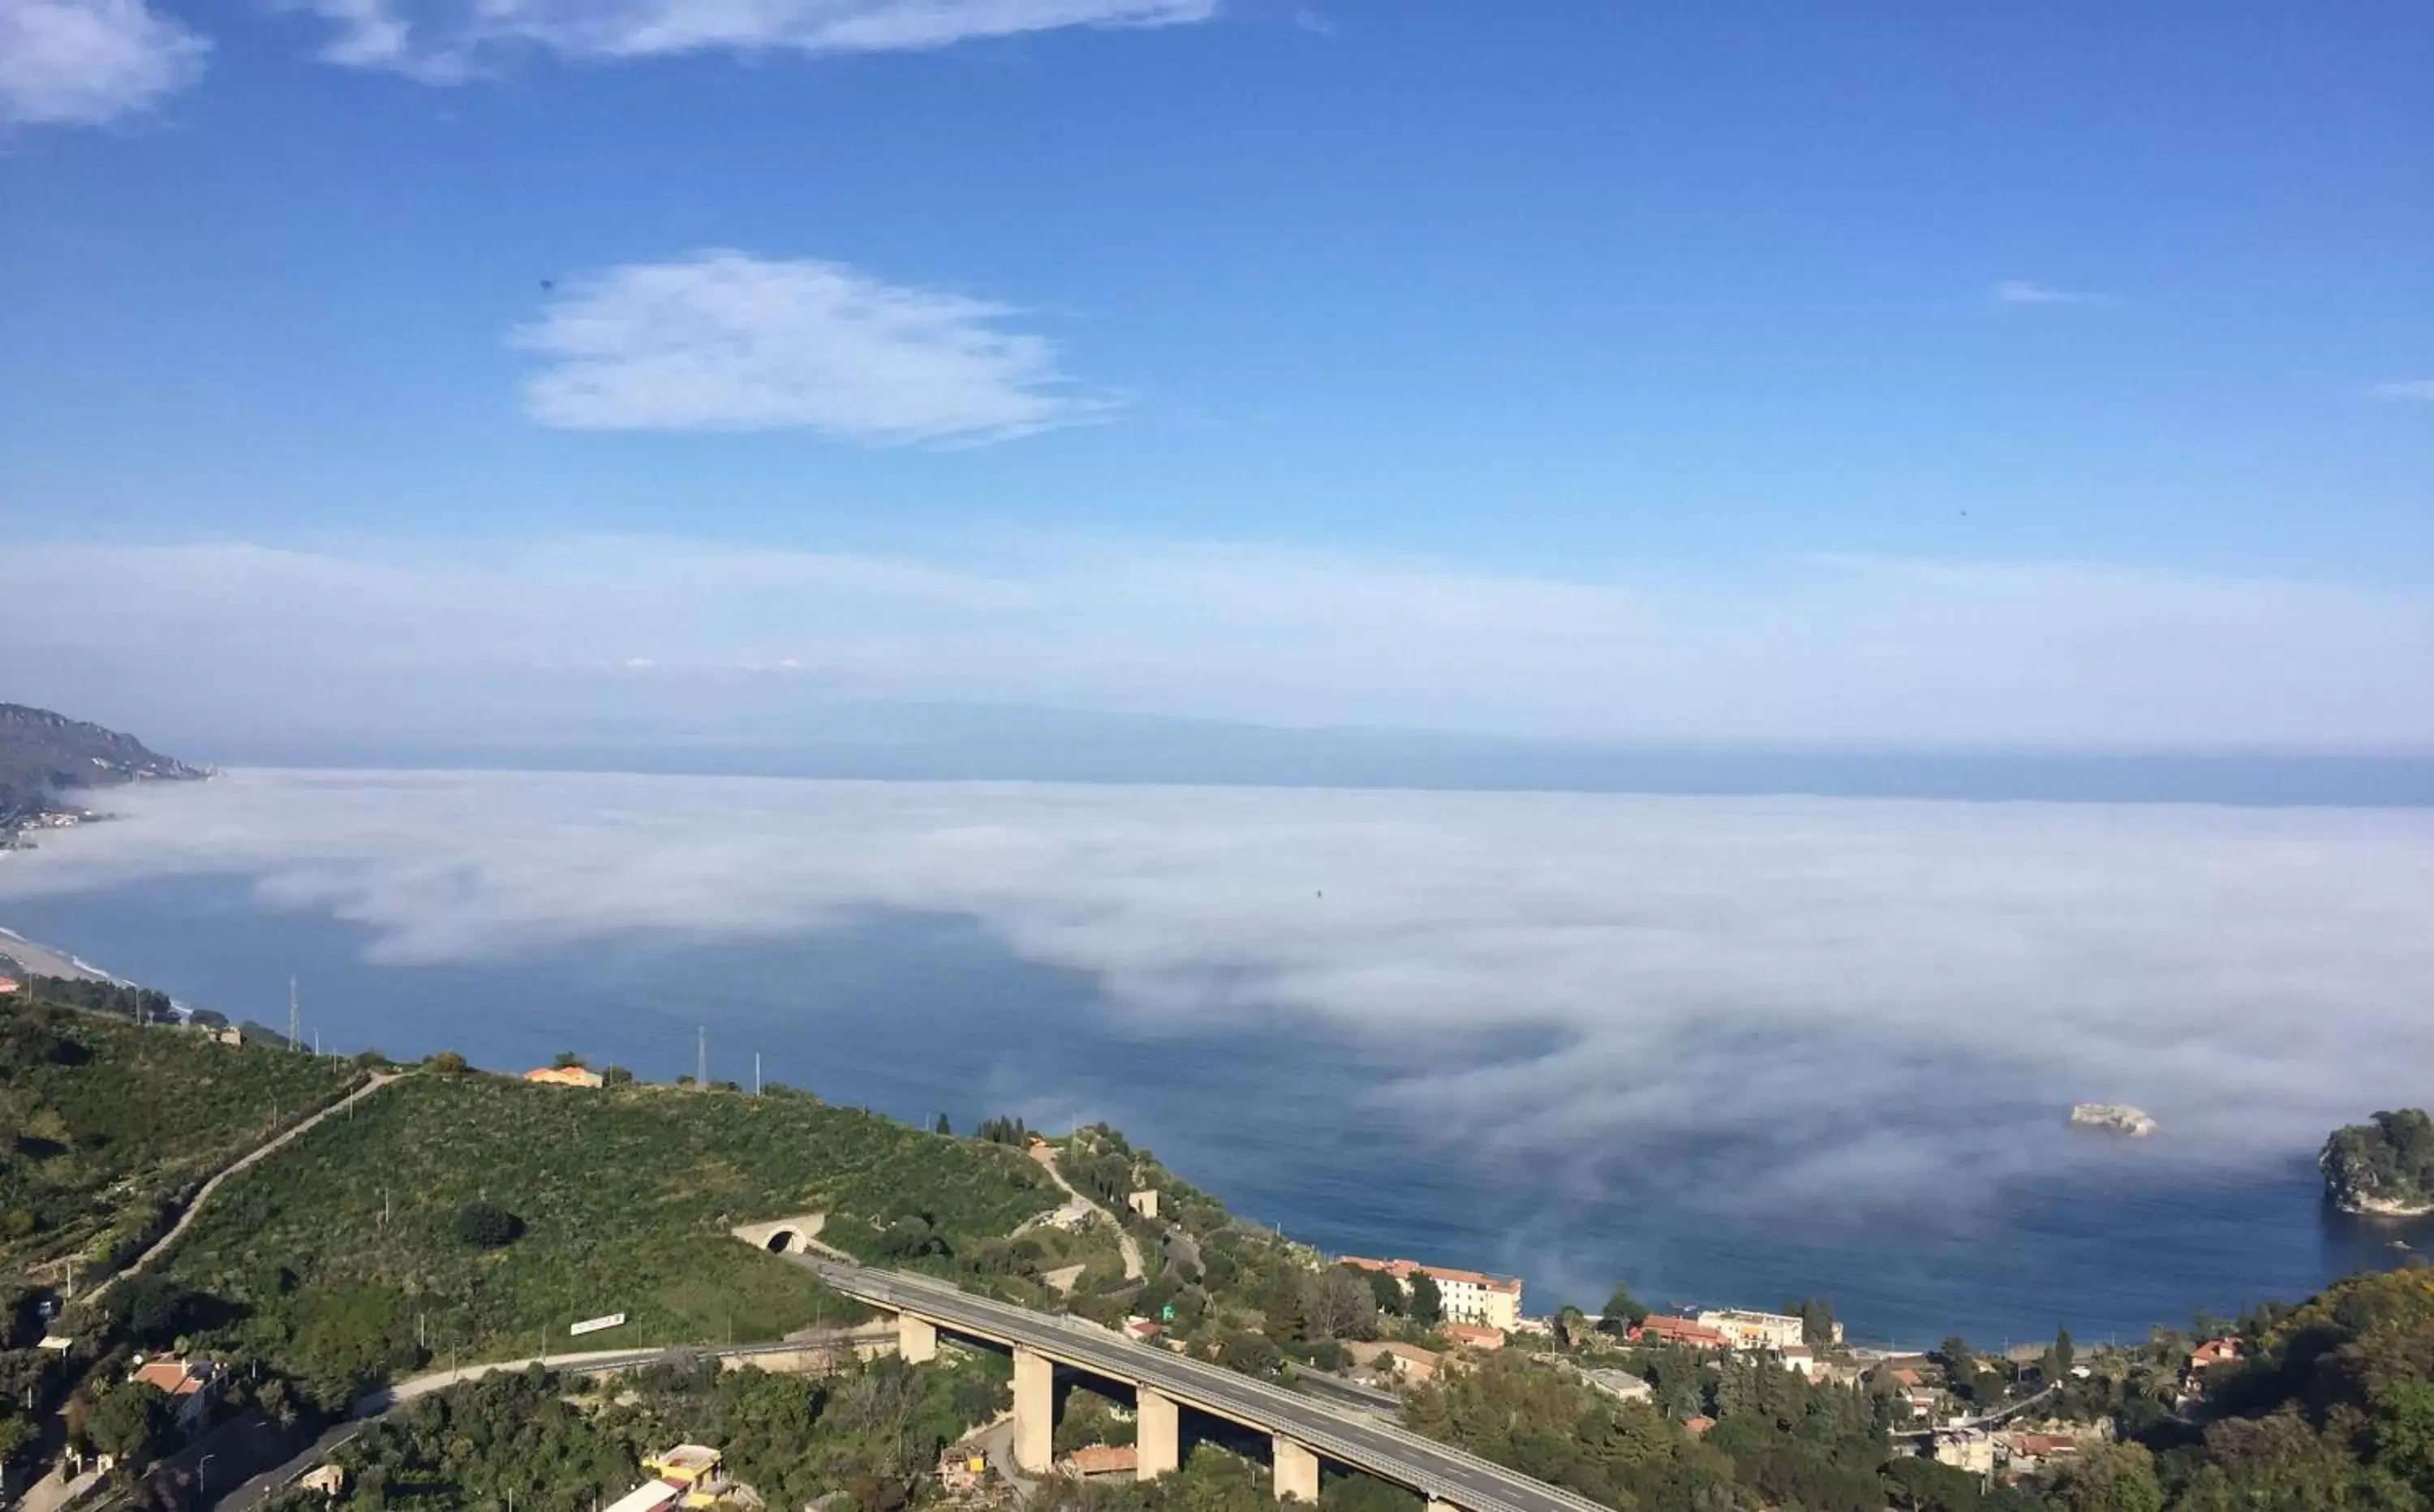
[696,1025,706,1087]
[755,1052,762,1097]
[289,976,300,1052]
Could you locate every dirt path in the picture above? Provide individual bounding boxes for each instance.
[1028,1145,1144,1282]
[85,1071,402,1307]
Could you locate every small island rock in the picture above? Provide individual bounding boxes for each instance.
[2323,1110,2434,1218]
[2070,1103,2158,1137]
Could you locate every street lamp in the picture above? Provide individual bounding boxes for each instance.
[200,1454,217,1499]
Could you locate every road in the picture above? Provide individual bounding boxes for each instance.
[1029,1146,1145,1282]
[1890,1381,2062,1441]
[786,1256,1611,1512]
[85,1072,402,1307]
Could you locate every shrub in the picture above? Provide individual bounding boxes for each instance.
[454,1202,524,1249]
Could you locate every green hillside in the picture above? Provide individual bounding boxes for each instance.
[149,1070,1067,1404]
[1,994,359,1277]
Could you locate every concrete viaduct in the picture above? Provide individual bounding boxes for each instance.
[757,1242,1610,1512]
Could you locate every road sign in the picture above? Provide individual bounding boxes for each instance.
[570,1312,627,1336]
[1160,1304,1176,1321]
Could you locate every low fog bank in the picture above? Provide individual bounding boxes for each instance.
[7,769,2431,1226]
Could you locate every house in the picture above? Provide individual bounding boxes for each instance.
[525,1064,605,1088]
[642,1445,731,1508]
[1696,1309,1808,1352]
[1126,1189,1160,1219]
[1123,1318,1163,1342]
[1932,1432,1996,1476]
[1998,1433,2083,1475]
[1060,1445,1137,1480]
[1628,1315,1729,1351]
[1338,1256,1524,1331]
[130,1356,220,1431]
[1374,1341,1445,1384]
[604,1482,686,1512]
[297,1465,348,1498]
[2188,1338,2243,1371]
[1682,1415,1716,1437]
[1444,1322,1506,1351]
[937,1447,989,1494]
[1582,1369,1653,1404]
[1778,1345,1817,1377]
[0,977,19,994]
[1885,1367,1924,1390]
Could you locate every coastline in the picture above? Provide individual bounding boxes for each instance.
[0,923,115,983]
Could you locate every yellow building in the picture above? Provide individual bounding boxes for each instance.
[642,1446,728,1508]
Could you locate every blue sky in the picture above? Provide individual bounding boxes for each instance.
[2,0,2430,758]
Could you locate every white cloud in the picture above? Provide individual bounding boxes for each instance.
[0,0,207,127]
[2369,380,2434,403]
[514,251,1112,443]
[287,0,1214,79]
[9,769,2432,1226]
[1993,279,2111,307]
[3,536,2430,748]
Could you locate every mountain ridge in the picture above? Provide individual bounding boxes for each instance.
[0,702,206,840]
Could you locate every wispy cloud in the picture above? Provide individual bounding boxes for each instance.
[514,251,1116,444]
[0,0,208,127]
[3,536,2430,749]
[9,770,2432,1234]
[1993,278,2113,307]
[2368,380,2434,403]
[285,0,1215,80]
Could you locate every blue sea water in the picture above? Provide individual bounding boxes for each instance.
[2,868,2415,1350]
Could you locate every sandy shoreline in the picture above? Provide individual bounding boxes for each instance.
[0,925,112,982]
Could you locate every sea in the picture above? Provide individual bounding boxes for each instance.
[3,765,2430,1351]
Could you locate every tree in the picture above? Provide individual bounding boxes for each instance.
[934,1113,953,1136]
[2376,1380,2434,1493]
[428,1050,468,1075]
[1314,1266,1380,1341]
[2047,1442,2164,1512]
[455,1201,524,1249]
[553,1050,587,1068]
[1366,1267,1405,1317]
[1602,1282,1648,1330]
[1555,1305,1591,1347]
[601,1064,634,1086]
[1263,1270,1311,1342]
[2042,1326,2075,1383]
[84,1382,170,1467]
[1884,1455,1985,1512]
[1787,1296,1837,1347]
[1408,1271,1443,1328]
[1937,1335,1976,1380]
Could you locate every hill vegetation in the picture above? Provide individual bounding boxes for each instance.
[0,992,359,1278]
[2322,1110,2434,1216]
[149,1067,1064,1407]
[260,1351,1013,1512]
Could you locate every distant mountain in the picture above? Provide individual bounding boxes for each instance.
[0,702,206,833]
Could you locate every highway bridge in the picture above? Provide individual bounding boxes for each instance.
[768,1248,1612,1512]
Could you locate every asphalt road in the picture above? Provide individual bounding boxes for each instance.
[789,1256,1612,1512]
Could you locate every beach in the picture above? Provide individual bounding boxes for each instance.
[0,924,110,982]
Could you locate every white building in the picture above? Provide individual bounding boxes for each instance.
[1696,1308,1808,1353]
[1340,1256,1523,1332]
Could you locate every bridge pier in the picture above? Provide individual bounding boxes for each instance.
[897,1313,937,1364]
[1013,1347,1055,1474]
[1426,1499,1460,1512]
[1272,1436,1319,1503]
[1136,1386,1180,1480]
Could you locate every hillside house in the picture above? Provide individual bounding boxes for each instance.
[1338,1256,1523,1331]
